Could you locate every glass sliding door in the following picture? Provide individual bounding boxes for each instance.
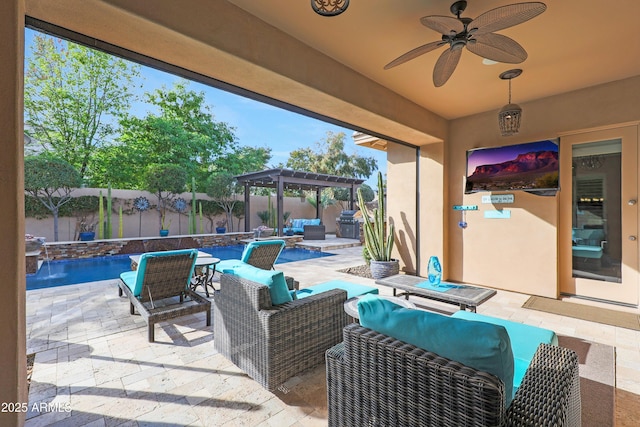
[571,140,622,282]
[560,126,638,305]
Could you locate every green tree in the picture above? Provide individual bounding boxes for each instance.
[24,33,140,180]
[24,156,82,241]
[334,183,374,210]
[143,164,188,229]
[285,131,377,179]
[206,173,243,232]
[93,81,270,188]
[285,131,378,208]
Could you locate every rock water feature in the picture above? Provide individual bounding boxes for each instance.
[25,235,46,275]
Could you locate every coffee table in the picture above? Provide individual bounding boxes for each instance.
[343,295,416,320]
[375,274,496,312]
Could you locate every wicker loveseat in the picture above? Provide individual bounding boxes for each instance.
[213,272,349,391]
[327,323,581,427]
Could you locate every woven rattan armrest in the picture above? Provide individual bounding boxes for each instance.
[326,324,581,427]
[506,343,581,426]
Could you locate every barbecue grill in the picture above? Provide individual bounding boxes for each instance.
[339,210,360,239]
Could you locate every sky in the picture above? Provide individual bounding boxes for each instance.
[25,28,387,187]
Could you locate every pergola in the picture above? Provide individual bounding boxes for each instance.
[235,168,365,237]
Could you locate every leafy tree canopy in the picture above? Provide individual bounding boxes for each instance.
[24,33,141,180]
[284,131,377,179]
[206,172,243,232]
[24,156,82,241]
[285,131,378,208]
[93,81,271,188]
[144,164,188,226]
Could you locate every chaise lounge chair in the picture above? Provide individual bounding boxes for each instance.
[216,239,286,271]
[118,249,211,342]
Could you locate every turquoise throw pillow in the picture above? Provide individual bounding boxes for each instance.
[358,297,515,406]
[228,264,293,305]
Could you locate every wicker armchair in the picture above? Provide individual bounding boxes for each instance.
[214,273,349,391]
[326,323,581,427]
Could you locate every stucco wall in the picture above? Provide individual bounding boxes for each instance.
[447,75,640,299]
[26,188,342,242]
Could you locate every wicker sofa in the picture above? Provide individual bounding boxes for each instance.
[213,273,349,391]
[327,323,581,427]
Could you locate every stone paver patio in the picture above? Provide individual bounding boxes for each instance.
[25,244,640,426]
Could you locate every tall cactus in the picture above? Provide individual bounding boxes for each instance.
[357,171,394,261]
[106,184,112,238]
[190,177,197,234]
[118,206,123,238]
[98,191,104,239]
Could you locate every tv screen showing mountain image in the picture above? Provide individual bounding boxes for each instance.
[465,139,559,194]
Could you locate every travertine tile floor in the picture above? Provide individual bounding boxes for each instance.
[25,245,640,426]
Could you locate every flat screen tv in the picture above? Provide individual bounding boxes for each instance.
[465,139,559,195]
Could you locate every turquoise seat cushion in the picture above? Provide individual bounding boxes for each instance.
[358,296,515,406]
[225,264,293,305]
[296,280,378,299]
[451,311,558,391]
[120,249,198,297]
[119,270,138,295]
[288,219,321,233]
[216,259,249,272]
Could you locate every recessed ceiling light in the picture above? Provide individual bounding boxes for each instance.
[483,58,499,65]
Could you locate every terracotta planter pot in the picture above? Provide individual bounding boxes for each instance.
[369,259,400,279]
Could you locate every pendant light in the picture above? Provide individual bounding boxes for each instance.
[311,0,349,17]
[498,69,523,137]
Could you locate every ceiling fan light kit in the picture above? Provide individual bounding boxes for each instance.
[311,0,349,17]
[498,68,523,136]
[384,1,546,87]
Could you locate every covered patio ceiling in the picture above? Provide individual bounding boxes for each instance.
[235,169,364,236]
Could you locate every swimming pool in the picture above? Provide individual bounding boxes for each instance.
[26,245,334,290]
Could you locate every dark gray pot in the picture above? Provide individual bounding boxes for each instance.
[369,259,399,280]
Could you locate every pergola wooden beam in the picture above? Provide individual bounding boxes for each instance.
[235,168,364,236]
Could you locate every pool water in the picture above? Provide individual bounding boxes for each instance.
[26,245,334,290]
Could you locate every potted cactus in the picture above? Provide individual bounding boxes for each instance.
[357,171,399,279]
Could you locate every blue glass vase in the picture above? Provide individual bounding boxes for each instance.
[427,256,442,286]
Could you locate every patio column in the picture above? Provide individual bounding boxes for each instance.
[315,187,322,220]
[244,182,250,232]
[0,0,27,425]
[276,176,284,236]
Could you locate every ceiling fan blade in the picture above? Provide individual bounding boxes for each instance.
[384,40,446,70]
[420,15,464,35]
[470,2,546,36]
[467,33,527,63]
[433,47,462,87]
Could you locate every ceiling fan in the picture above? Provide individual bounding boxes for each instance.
[384,1,546,87]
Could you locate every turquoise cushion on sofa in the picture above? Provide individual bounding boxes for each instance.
[451,311,558,390]
[358,296,515,406]
[296,280,378,299]
[226,264,293,305]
